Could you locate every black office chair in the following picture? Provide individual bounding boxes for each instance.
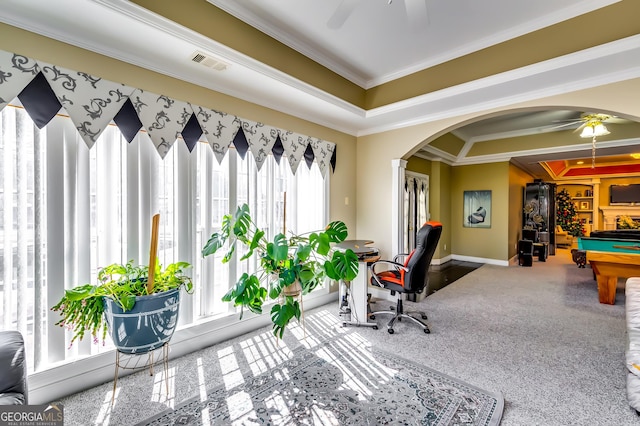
[369,221,443,334]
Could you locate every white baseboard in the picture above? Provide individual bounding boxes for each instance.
[434,254,507,266]
[451,254,509,266]
[431,254,452,265]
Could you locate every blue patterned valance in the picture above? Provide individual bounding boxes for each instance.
[0,49,336,175]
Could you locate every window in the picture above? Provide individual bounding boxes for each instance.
[0,104,327,373]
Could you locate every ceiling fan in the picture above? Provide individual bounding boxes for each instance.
[328,0,428,30]
[550,112,617,132]
[551,112,621,168]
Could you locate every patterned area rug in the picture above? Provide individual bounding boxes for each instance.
[139,340,503,425]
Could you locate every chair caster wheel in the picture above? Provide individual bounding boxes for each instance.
[424,328,430,334]
[388,328,394,334]
[421,315,428,320]
[373,325,378,330]
[370,315,375,320]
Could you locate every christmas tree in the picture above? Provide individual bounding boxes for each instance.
[555,189,584,237]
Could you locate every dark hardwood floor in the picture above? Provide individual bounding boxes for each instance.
[427,260,483,295]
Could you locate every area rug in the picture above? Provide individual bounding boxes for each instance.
[139,341,503,425]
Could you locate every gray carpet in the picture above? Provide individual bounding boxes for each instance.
[57,249,636,425]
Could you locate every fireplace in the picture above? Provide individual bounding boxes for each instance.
[599,206,640,230]
[617,216,640,229]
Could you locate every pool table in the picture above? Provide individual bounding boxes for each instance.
[578,237,640,305]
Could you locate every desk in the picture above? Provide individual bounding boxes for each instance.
[334,240,378,328]
[578,237,640,305]
[335,240,377,258]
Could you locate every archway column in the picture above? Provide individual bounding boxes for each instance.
[391,159,407,256]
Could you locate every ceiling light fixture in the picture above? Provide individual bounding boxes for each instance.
[579,113,611,168]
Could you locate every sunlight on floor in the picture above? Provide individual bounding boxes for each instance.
[240,331,293,376]
[264,391,291,424]
[114,309,405,425]
[218,346,244,391]
[151,365,175,408]
[196,357,212,426]
[311,404,340,426]
[290,309,349,349]
[95,387,119,425]
[226,390,255,424]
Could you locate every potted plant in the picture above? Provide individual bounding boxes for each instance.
[51,215,193,354]
[202,203,359,338]
[51,260,193,353]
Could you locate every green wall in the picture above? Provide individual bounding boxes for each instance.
[405,158,519,262]
[429,162,452,259]
[451,162,510,261]
[406,157,432,175]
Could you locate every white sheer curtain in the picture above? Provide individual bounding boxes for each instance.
[403,172,429,253]
[0,104,327,373]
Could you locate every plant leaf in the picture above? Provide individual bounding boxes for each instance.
[222,273,265,318]
[327,249,359,281]
[324,221,349,243]
[119,294,137,311]
[267,234,289,262]
[269,277,283,299]
[240,229,265,261]
[64,284,95,301]
[314,232,331,256]
[233,204,252,237]
[222,244,236,263]
[270,300,300,339]
[202,232,227,257]
[280,268,297,286]
[295,243,312,262]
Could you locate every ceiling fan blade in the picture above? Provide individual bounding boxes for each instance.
[546,122,581,131]
[573,122,588,133]
[405,0,428,30]
[327,0,360,29]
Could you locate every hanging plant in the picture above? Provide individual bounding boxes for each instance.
[202,204,359,338]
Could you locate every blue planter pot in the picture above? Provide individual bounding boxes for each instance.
[103,288,181,354]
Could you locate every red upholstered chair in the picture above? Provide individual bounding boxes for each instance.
[369,221,443,334]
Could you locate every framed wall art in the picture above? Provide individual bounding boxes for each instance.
[464,190,491,228]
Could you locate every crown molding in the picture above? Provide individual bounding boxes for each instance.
[206,0,620,89]
[357,34,640,136]
[365,0,621,88]
[454,137,640,166]
[415,145,457,165]
[206,0,368,88]
[366,33,640,119]
[3,0,638,141]
[93,0,366,117]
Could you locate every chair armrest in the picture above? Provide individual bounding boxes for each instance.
[370,259,408,274]
[0,331,28,404]
[393,253,410,263]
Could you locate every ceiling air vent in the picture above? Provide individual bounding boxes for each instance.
[191,51,229,71]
